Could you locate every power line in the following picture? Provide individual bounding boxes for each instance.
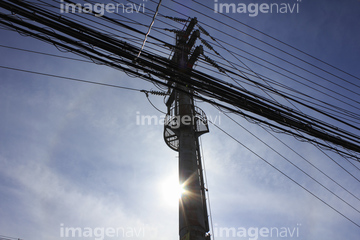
[0,44,92,63]
[141,89,167,114]
[195,27,360,122]
[1,0,359,160]
[208,119,360,229]
[220,110,360,211]
[180,0,360,89]
[4,39,358,132]
[0,65,144,92]
[2,1,360,238]
[0,235,22,240]
[191,0,360,83]
[170,19,360,112]
[158,1,360,111]
[8,0,360,125]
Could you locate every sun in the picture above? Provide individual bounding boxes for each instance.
[160,175,185,207]
[178,183,186,197]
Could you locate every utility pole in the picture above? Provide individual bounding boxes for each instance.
[164,18,211,240]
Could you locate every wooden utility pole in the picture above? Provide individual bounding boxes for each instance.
[163,18,211,240]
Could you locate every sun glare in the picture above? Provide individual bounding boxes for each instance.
[160,175,185,207]
[178,184,186,197]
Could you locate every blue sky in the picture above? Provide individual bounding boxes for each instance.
[0,0,360,239]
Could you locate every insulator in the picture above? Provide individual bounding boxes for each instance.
[200,38,214,51]
[148,90,168,96]
[200,38,220,56]
[164,16,189,22]
[197,25,209,36]
[164,28,182,34]
[174,17,189,22]
[203,54,225,73]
